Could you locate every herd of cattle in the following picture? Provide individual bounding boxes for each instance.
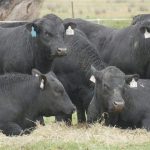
[0,13,150,136]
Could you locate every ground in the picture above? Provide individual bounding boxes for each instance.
[1,117,150,150]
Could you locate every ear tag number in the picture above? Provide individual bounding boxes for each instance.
[129,78,137,88]
[90,75,96,83]
[31,26,37,37]
[66,26,74,35]
[144,29,150,39]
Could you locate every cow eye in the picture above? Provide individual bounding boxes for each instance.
[103,84,110,90]
[55,87,64,95]
[44,31,53,37]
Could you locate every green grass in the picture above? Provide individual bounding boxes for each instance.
[1,138,150,150]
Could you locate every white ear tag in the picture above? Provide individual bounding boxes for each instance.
[40,79,44,89]
[66,26,74,35]
[144,29,150,39]
[35,74,39,77]
[129,78,137,88]
[90,75,96,83]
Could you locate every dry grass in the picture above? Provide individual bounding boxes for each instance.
[0,121,150,149]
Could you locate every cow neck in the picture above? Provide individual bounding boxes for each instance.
[87,85,106,122]
[66,32,107,79]
[95,84,105,114]
[26,34,53,74]
[122,85,134,110]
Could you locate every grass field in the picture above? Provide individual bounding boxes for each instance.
[40,0,150,19]
[1,1,150,150]
[1,120,150,150]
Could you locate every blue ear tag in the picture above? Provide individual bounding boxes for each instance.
[31,26,37,37]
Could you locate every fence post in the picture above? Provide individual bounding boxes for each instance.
[71,1,74,18]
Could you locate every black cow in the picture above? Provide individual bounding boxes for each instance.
[53,29,106,124]
[64,18,150,79]
[132,14,150,25]
[87,66,150,131]
[0,14,76,74]
[0,69,75,136]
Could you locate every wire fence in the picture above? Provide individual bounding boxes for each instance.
[0,18,131,24]
[0,19,131,29]
[87,18,131,24]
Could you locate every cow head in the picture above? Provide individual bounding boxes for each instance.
[26,14,76,57]
[132,14,150,25]
[32,69,76,116]
[90,66,139,113]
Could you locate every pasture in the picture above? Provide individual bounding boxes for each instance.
[1,116,150,150]
[0,20,149,150]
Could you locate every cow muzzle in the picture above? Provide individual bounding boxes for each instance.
[57,48,67,56]
[113,101,125,112]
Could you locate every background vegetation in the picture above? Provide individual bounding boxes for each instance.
[41,0,150,19]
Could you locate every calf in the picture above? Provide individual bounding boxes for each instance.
[87,66,150,131]
[0,69,75,136]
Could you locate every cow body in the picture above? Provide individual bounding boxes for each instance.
[0,70,75,136]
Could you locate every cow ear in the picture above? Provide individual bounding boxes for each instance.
[90,66,102,83]
[32,69,42,77]
[64,22,76,30]
[64,22,76,35]
[26,21,40,37]
[125,74,139,84]
[32,69,47,90]
[140,26,150,39]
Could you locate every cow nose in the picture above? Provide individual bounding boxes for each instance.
[57,48,67,56]
[113,101,125,112]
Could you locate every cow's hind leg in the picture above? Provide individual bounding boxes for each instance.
[0,122,23,136]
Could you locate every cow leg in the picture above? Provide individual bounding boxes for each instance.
[0,122,23,136]
[77,104,86,123]
[146,64,150,78]
[142,116,150,131]
[36,116,45,126]
[87,98,100,123]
